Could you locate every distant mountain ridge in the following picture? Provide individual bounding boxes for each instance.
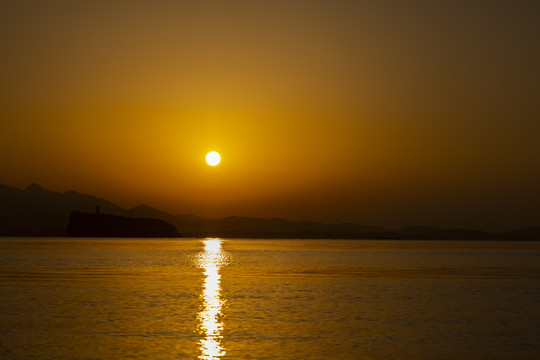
[0,183,129,236]
[0,182,539,240]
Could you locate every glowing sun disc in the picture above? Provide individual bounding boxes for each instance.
[206,151,221,166]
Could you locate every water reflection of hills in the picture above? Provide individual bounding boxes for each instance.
[1,183,539,240]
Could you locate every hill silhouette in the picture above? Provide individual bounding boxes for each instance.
[0,183,129,236]
[0,182,538,240]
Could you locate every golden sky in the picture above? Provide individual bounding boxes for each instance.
[1,0,539,231]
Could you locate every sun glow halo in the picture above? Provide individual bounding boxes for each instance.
[206,151,221,166]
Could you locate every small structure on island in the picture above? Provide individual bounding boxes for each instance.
[66,210,180,238]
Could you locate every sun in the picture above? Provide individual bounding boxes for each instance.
[206,151,221,166]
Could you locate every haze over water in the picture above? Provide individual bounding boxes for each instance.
[1,238,540,359]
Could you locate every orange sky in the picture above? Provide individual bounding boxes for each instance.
[1,1,539,231]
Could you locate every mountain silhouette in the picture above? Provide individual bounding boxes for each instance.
[0,182,538,240]
[0,183,128,235]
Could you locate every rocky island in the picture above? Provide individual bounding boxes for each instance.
[67,209,179,238]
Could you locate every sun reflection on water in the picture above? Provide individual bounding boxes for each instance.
[197,238,226,360]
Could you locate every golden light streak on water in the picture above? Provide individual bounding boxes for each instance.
[197,238,226,360]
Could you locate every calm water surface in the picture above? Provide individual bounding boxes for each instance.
[0,238,539,359]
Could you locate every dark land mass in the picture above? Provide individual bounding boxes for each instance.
[67,211,179,238]
[1,182,539,240]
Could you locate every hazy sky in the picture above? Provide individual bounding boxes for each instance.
[1,0,539,231]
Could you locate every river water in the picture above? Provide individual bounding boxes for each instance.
[0,238,539,359]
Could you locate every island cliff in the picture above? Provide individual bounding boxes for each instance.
[67,211,179,238]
